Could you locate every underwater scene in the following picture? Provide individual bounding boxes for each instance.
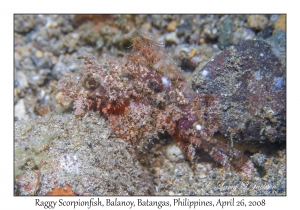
[14,14,286,196]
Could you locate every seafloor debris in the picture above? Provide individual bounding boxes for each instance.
[58,36,256,175]
[192,39,286,146]
[14,113,155,195]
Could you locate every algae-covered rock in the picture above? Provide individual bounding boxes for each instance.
[192,39,286,145]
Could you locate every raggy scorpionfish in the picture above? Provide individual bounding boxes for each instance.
[58,36,255,175]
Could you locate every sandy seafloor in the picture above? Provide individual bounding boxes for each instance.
[14,14,286,196]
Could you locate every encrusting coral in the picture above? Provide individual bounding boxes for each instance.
[58,35,254,175]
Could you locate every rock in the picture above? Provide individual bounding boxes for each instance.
[210,172,217,179]
[199,174,207,179]
[199,38,205,44]
[267,29,286,49]
[15,99,28,120]
[141,22,151,31]
[54,91,74,113]
[168,191,175,195]
[35,50,43,58]
[232,27,255,44]
[189,49,197,58]
[28,69,51,86]
[14,15,45,33]
[167,20,177,32]
[165,32,180,44]
[16,71,29,89]
[251,153,266,166]
[192,39,286,145]
[247,15,268,30]
[31,54,53,69]
[270,14,279,25]
[218,18,234,48]
[257,26,273,39]
[165,141,185,162]
[189,56,201,67]
[274,15,286,31]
